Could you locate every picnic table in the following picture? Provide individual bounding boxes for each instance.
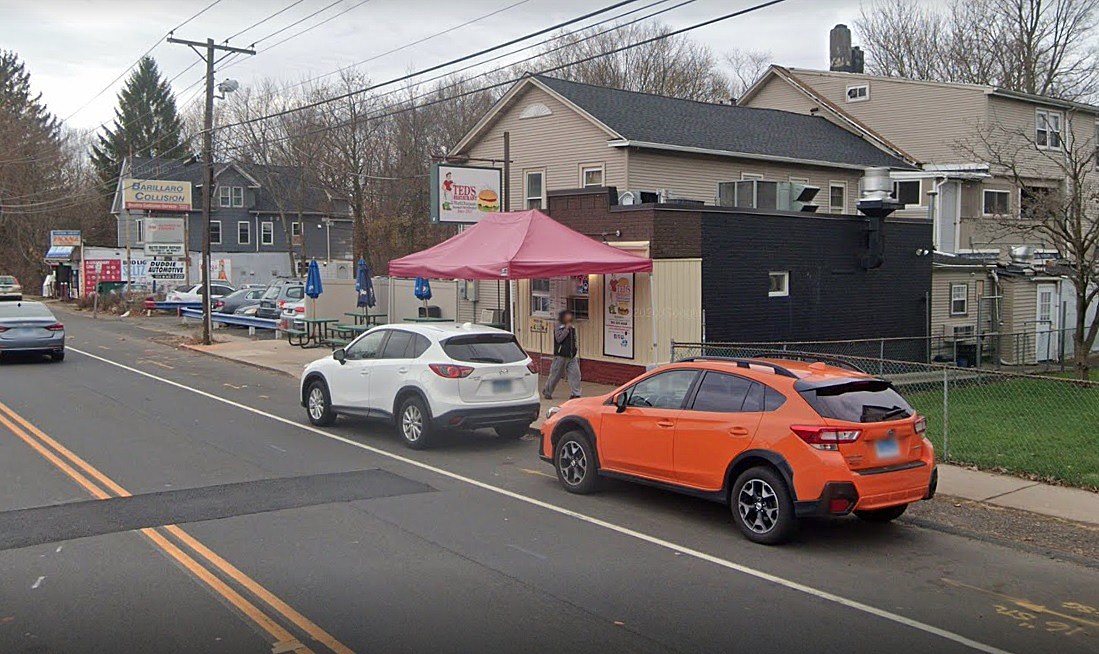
[344,312,386,326]
[289,317,340,348]
[331,323,371,339]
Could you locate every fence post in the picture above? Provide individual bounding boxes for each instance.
[879,339,885,376]
[942,366,949,460]
[670,339,677,362]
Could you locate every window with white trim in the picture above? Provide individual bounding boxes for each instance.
[531,278,552,316]
[983,189,1010,216]
[828,182,846,213]
[209,221,222,245]
[231,186,244,207]
[788,176,810,184]
[892,180,921,207]
[580,164,604,188]
[218,186,232,208]
[524,170,545,210]
[741,172,764,181]
[845,84,869,102]
[291,221,302,237]
[1036,109,1063,149]
[768,272,789,297]
[237,221,250,245]
[261,221,274,245]
[950,283,968,315]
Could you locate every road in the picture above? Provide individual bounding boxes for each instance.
[0,308,1096,654]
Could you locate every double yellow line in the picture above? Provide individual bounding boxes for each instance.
[0,399,354,654]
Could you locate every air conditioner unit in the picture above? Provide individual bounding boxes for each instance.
[947,325,975,341]
[617,190,661,206]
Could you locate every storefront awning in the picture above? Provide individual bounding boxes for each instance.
[388,210,653,280]
[44,246,75,261]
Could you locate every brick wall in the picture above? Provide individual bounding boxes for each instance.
[546,188,701,259]
[530,352,645,387]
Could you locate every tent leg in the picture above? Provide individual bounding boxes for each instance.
[650,271,659,366]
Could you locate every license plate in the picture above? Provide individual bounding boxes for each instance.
[491,379,513,393]
[875,438,901,460]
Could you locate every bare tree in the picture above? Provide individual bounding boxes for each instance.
[960,114,1099,379]
[856,0,1099,102]
[725,48,772,100]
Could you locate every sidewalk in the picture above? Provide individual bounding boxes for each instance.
[181,335,1099,526]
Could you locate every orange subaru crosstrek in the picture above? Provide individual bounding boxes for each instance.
[539,357,936,544]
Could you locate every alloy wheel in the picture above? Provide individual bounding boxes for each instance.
[737,479,779,534]
[402,404,423,442]
[559,440,587,486]
[308,387,326,421]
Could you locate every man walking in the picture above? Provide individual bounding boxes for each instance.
[543,310,581,399]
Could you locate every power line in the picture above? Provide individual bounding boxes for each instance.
[223,0,308,43]
[218,0,375,70]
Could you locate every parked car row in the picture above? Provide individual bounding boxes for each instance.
[299,324,936,546]
[159,279,307,325]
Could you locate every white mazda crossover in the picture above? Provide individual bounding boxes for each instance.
[300,323,541,449]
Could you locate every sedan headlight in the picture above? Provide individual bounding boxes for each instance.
[545,406,561,420]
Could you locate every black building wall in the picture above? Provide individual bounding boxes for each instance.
[700,211,932,346]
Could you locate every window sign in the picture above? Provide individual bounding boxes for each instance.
[604,273,634,359]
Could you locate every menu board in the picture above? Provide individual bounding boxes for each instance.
[603,273,634,359]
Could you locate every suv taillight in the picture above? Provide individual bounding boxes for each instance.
[526,361,539,374]
[294,306,305,313]
[914,415,927,434]
[791,425,861,451]
[213,300,225,309]
[429,363,474,378]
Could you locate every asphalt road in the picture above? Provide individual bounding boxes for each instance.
[0,308,1096,654]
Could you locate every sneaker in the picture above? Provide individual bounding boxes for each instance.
[569,395,581,399]
[542,393,552,400]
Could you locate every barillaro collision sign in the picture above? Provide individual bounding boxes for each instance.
[123,179,193,212]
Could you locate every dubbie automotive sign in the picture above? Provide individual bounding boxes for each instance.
[123,179,192,212]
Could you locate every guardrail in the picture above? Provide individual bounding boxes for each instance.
[145,300,203,312]
[179,307,278,333]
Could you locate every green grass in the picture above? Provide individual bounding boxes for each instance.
[906,377,1099,490]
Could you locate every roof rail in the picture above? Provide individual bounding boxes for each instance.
[675,356,799,379]
[743,350,867,374]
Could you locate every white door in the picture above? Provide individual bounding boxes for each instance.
[936,181,960,253]
[1035,284,1059,362]
[328,330,387,408]
[368,329,417,417]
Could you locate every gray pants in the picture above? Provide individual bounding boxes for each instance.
[544,356,581,398]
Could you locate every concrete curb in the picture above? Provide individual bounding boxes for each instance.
[179,343,297,379]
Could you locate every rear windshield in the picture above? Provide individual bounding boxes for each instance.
[442,333,526,364]
[261,286,281,300]
[0,276,15,285]
[799,380,914,423]
[0,303,53,318]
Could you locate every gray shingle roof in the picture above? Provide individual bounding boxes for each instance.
[534,75,913,169]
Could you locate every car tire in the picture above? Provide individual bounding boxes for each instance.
[495,424,530,439]
[730,466,797,545]
[305,379,336,426]
[397,395,433,450]
[854,504,908,523]
[554,430,601,494]
[51,351,65,363]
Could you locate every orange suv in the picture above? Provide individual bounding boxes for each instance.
[539,357,936,544]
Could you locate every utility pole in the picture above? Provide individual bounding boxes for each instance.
[168,35,254,344]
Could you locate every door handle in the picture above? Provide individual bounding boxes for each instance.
[360,370,370,376]
[657,421,675,428]
[397,367,408,374]
[729,426,751,436]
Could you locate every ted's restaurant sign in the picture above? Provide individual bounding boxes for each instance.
[123,179,192,212]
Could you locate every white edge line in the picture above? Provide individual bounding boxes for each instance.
[67,347,1012,654]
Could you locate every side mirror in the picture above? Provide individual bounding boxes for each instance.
[615,392,628,413]
[333,348,347,365]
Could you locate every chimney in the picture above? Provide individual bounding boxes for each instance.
[829,24,865,73]
[829,24,852,72]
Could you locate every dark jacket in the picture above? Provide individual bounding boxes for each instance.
[553,324,578,358]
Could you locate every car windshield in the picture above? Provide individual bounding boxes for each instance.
[442,333,526,364]
[0,276,15,285]
[799,380,914,423]
[0,302,53,319]
[261,286,281,300]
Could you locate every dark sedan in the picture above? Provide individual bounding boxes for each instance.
[214,287,266,314]
[0,301,65,362]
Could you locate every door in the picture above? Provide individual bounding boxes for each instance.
[935,181,960,253]
[674,372,764,490]
[369,329,417,416]
[1035,283,1059,361]
[598,369,699,481]
[327,330,387,409]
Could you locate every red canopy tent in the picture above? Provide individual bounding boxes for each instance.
[388,210,652,279]
[388,209,656,358]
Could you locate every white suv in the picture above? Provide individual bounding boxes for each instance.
[299,323,541,449]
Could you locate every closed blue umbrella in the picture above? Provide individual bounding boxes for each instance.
[355,258,376,308]
[305,260,324,299]
[414,277,432,301]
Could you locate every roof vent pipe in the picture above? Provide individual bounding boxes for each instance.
[856,167,904,270]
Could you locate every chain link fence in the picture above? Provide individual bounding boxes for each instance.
[671,340,1099,490]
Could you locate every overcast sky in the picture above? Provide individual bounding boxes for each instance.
[5,0,880,131]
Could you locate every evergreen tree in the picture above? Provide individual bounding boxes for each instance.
[91,56,186,185]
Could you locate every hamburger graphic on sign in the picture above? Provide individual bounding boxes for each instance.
[434,164,503,223]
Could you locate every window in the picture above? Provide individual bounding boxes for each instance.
[625,370,699,409]
[379,330,415,359]
[531,278,552,316]
[983,189,1010,216]
[892,180,921,207]
[134,218,144,244]
[524,170,545,210]
[580,164,604,187]
[237,221,250,245]
[218,186,232,208]
[768,271,789,297]
[285,286,304,300]
[443,333,527,363]
[209,221,222,245]
[291,221,302,237]
[232,186,244,207]
[950,283,968,315]
[411,334,431,358]
[845,84,869,102]
[519,102,552,119]
[1036,109,1063,149]
[828,182,846,213]
[261,221,274,245]
[691,372,756,413]
[346,330,386,360]
[788,176,810,184]
[800,380,913,423]
[566,296,589,320]
[741,172,764,181]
